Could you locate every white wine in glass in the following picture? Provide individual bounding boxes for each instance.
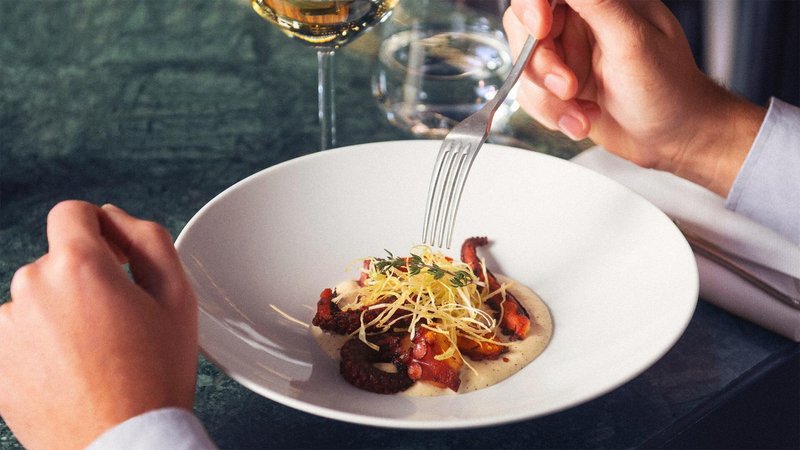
[251,0,399,149]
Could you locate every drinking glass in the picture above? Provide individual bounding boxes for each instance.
[371,0,516,138]
[251,0,398,149]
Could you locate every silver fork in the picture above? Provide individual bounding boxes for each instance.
[421,34,546,248]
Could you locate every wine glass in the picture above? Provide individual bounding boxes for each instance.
[251,0,399,150]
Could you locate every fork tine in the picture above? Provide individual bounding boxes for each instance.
[430,144,461,246]
[423,139,476,248]
[421,145,447,244]
[422,141,456,244]
[442,143,480,248]
[436,142,470,247]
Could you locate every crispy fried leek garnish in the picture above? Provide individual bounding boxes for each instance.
[335,245,512,364]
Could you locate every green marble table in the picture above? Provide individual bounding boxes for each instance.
[1,1,797,449]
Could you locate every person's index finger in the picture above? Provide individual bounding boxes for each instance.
[46,200,105,253]
[98,204,190,308]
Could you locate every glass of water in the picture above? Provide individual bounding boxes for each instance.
[371,0,516,138]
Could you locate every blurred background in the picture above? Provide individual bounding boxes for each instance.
[665,0,799,106]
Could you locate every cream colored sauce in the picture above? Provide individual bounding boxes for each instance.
[311,275,552,396]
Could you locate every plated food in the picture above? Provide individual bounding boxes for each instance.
[176,140,698,427]
[312,236,553,395]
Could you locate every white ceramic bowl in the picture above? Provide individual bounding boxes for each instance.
[175,140,698,428]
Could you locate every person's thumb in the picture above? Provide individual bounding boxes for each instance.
[566,0,644,46]
[566,0,679,48]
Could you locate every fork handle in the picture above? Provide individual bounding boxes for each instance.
[479,1,555,125]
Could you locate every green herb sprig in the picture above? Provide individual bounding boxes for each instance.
[375,250,474,288]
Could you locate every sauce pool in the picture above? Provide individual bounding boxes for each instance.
[311,275,553,396]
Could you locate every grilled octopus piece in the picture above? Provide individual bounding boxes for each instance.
[456,334,507,361]
[398,328,463,391]
[339,329,464,394]
[311,288,365,335]
[312,288,411,335]
[461,236,531,340]
[339,334,414,394]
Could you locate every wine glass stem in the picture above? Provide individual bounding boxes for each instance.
[317,50,336,150]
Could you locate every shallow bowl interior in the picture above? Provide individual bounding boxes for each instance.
[175,140,698,428]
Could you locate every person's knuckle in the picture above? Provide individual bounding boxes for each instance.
[9,263,37,300]
[52,240,104,280]
[138,220,172,242]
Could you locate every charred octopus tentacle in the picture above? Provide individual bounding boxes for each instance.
[461,236,531,340]
[456,334,507,361]
[399,329,463,391]
[312,288,410,335]
[339,335,414,394]
[311,288,364,335]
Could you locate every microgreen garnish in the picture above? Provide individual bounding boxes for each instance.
[376,250,474,288]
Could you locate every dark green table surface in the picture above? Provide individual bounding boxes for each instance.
[1,1,797,449]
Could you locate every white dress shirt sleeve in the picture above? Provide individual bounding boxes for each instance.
[85,408,217,450]
[725,97,800,244]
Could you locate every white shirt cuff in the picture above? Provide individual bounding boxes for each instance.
[725,97,800,244]
[86,407,216,450]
